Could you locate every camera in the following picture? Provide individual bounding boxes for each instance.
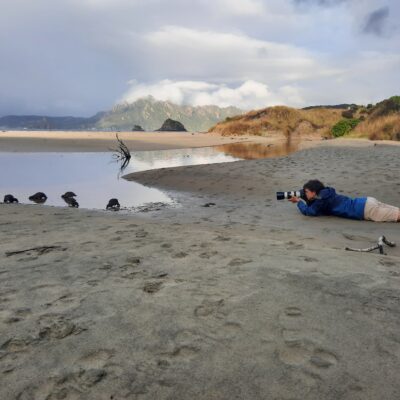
[276,189,305,201]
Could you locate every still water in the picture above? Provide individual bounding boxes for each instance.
[0,141,299,210]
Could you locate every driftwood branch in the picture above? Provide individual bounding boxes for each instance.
[345,235,396,255]
[6,246,66,257]
[109,134,131,175]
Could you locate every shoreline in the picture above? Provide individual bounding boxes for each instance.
[0,130,272,152]
[1,130,399,154]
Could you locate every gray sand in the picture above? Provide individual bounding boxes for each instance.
[1,140,400,399]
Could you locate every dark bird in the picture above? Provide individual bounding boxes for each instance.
[3,194,19,204]
[61,191,77,199]
[63,196,79,208]
[29,192,48,204]
[106,198,120,211]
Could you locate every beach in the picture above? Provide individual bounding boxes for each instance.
[1,136,400,399]
[0,130,260,152]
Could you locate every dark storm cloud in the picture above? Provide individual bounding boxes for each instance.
[363,7,390,36]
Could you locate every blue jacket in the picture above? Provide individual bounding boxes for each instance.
[297,187,366,220]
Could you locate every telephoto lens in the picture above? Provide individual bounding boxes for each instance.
[276,190,304,200]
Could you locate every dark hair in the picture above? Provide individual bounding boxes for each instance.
[303,179,325,194]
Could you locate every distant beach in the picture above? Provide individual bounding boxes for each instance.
[0,130,262,152]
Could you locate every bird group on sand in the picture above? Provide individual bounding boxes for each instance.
[2,192,121,211]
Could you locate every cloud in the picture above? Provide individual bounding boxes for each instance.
[121,79,305,110]
[0,0,399,116]
[143,26,338,83]
[363,7,390,36]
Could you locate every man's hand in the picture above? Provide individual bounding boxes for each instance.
[289,196,300,203]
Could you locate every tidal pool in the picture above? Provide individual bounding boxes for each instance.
[0,141,300,210]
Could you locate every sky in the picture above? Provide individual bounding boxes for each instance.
[0,0,399,116]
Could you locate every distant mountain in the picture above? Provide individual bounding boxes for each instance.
[95,96,242,132]
[0,97,242,132]
[0,113,105,130]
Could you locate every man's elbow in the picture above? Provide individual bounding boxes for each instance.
[300,209,318,217]
[298,206,316,217]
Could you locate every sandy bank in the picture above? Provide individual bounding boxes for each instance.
[0,130,272,152]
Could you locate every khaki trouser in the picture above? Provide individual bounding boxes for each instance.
[364,197,400,222]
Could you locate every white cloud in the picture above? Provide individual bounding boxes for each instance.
[121,79,305,109]
[143,26,339,83]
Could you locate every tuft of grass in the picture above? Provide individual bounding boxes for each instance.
[352,114,400,141]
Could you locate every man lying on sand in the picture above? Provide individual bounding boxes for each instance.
[289,179,400,222]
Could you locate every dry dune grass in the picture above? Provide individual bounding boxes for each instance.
[209,106,343,138]
[352,114,400,141]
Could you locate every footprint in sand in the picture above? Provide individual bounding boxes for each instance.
[0,288,18,305]
[285,241,304,250]
[173,252,188,259]
[342,232,371,241]
[379,259,398,267]
[2,308,32,324]
[214,235,231,242]
[125,256,142,266]
[301,256,319,263]
[47,293,82,313]
[199,251,218,259]
[119,257,145,279]
[99,262,113,271]
[143,281,163,294]
[37,314,85,340]
[17,349,114,399]
[157,329,215,370]
[276,306,338,377]
[121,269,147,280]
[17,368,107,400]
[168,345,200,360]
[1,336,37,353]
[194,299,225,317]
[227,258,252,267]
[78,349,115,369]
[222,321,243,338]
[135,230,148,238]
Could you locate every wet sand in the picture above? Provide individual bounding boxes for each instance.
[1,138,400,399]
